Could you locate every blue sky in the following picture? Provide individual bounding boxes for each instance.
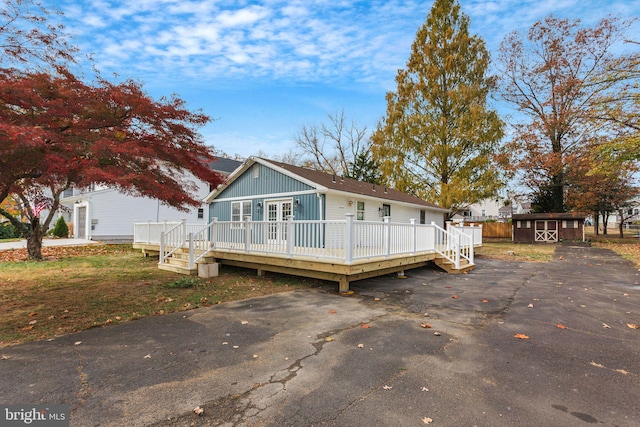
[56,0,639,159]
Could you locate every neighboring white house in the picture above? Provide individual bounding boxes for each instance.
[452,198,532,222]
[59,157,242,241]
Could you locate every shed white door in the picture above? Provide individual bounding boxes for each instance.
[266,200,292,245]
[535,220,558,242]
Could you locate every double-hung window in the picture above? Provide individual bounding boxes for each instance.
[356,201,365,221]
[231,201,252,226]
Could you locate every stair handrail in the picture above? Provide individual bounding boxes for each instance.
[189,219,217,269]
[432,222,460,269]
[448,225,474,265]
[159,220,186,265]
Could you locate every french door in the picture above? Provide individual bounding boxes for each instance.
[266,200,292,245]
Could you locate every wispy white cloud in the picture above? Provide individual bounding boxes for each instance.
[59,0,435,88]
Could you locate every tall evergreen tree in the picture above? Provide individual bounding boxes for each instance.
[371,0,504,219]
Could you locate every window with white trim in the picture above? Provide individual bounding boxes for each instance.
[562,220,577,229]
[517,220,530,228]
[231,201,252,223]
[356,201,365,221]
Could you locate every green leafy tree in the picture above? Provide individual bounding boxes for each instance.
[371,0,504,219]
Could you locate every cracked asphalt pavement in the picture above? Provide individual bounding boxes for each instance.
[1,243,639,426]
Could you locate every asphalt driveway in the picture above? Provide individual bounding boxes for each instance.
[1,243,639,426]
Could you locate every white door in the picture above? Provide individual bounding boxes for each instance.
[266,200,292,245]
[77,206,87,239]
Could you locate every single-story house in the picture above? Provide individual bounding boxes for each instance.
[512,212,588,243]
[204,157,449,232]
[60,157,242,241]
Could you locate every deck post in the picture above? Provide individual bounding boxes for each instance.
[469,226,474,264]
[188,232,194,269]
[286,215,294,257]
[345,213,354,264]
[455,232,461,269]
[181,218,187,248]
[384,216,391,258]
[339,276,350,293]
[410,219,417,255]
[244,216,251,253]
[159,231,165,265]
[210,218,218,249]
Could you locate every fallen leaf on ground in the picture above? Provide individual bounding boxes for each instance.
[241,320,249,325]
[374,297,380,301]
[590,361,604,368]
[74,341,82,345]
[144,354,151,359]
[557,324,567,329]
[325,337,334,342]
[433,332,441,336]
[422,417,433,424]
[627,323,639,329]
[602,323,611,329]
[361,323,371,328]
[527,303,534,308]
[421,387,429,392]
[615,369,630,375]
[28,312,37,317]
[514,333,530,339]
[481,299,489,303]
[253,354,258,359]
[328,309,337,314]
[382,385,392,390]
[452,295,459,299]
[28,320,37,325]
[1,355,10,360]
[420,323,432,329]
[357,344,364,348]
[193,406,204,415]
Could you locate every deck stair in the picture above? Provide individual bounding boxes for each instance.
[434,256,475,274]
[157,247,215,275]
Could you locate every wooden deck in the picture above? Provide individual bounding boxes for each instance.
[133,218,479,292]
[133,242,470,292]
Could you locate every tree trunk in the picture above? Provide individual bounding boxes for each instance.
[593,212,599,236]
[26,217,44,261]
[602,212,609,235]
[618,209,625,238]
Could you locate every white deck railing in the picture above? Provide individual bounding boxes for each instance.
[134,215,482,270]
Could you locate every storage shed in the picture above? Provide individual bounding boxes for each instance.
[512,212,588,243]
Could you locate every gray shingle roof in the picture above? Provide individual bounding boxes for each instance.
[263,158,446,211]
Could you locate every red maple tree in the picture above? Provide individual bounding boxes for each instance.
[0,68,223,259]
